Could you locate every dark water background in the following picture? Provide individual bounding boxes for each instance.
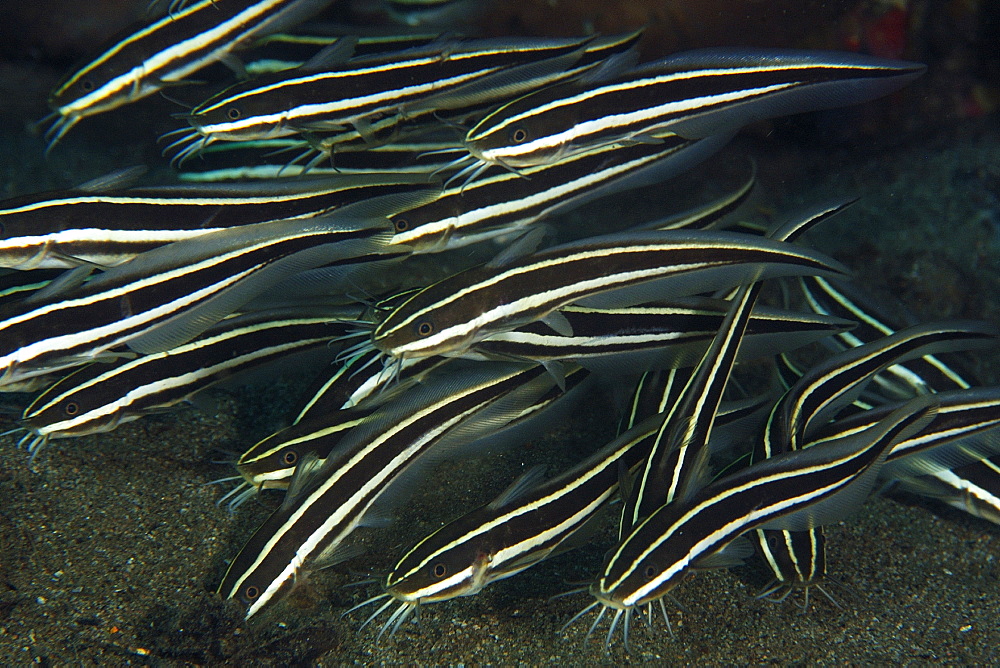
[0,1,998,664]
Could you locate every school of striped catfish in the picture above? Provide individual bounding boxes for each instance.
[2,0,998,653]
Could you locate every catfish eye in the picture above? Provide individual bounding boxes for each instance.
[509,126,528,144]
[392,217,409,232]
[644,565,657,579]
[80,78,95,93]
[415,320,434,337]
[227,107,241,120]
[244,585,260,600]
[282,450,298,466]
[64,402,79,416]
[430,563,448,579]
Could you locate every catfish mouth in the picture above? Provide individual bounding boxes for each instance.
[589,581,631,611]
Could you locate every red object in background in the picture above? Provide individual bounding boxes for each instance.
[865,6,909,59]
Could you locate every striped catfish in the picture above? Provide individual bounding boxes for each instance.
[16,309,357,455]
[286,31,644,168]
[464,49,925,174]
[387,134,729,253]
[619,199,845,534]
[896,454,1000,526]
[175,133,460,183]
[0,188,432,388]
[768,321,998,451]
[172,35,599,161]
[794,274,1000,526]
[619,281,761,539]
[371,229,850,362]
[620,368,691,441]
[233,361,588,510]
[642,166,757,233]
[230,354,450,503]
[462,300,851,369]
[42,0,335,148]
[357,372,769,636]
[231,405,377,504]
[0,270,60,308]
[365,410,666,637]
[798,275,974,400]
[803,386,1000,472]
[289,350,445,424]
[751,319,998,605]
[0,176,438,270]
[290,294,843,429]
[752,352,835,607]
[217,362,572,619]
[757,321,1000,458]
[754,385,1000,603]
[193,31,640,174]
[752,526,832,608]
[578,397,936,649]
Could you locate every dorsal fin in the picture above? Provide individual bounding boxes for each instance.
[486,227,546,268]
[301,36,358,71]
[540,311,574,337]
[487,465,548,510]
[76,166,147,192]
[281,452,327,511]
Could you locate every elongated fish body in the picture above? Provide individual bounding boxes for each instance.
[616,202,845,535]
[0,177,436,270]
[19,310,355,451]
[752,315,997,603]
[792,273,1000,530]
[462,301,850,368]
[465,49,925,171]
[45,0,335,147]
[591,397,935,617]
[0,207,413,389]
[290,353,448,428]
[281,32,643,165]
[0,270,60,308]
[620,367,691,439]
[751,525,829,604]
[181,36,594,150]
[380,278,762,617]
[802,386,1000,468]
[752,383,1000,603]
[175,133,460,182]
[897,455,1000,526]
[388,134,728,253]
[377,373,768,627]
[383,409,663,608]
[244,32,441,76]
[248,29,632,77]
[798,275,974,400]
[772,321,999,452]
[620,282,761,540]
[236,353,449,495]
[217,362,565,618]
[238,360,586,500]
[371,229,849,361]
